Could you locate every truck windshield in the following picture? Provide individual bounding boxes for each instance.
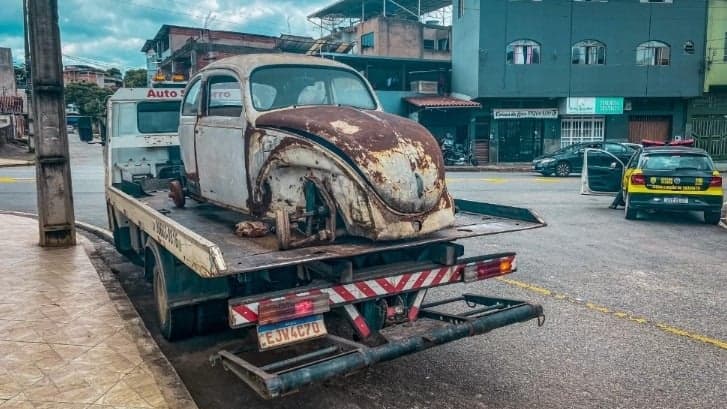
[639,153,714,171]
[137,101,180,134]
[250,66,377,111]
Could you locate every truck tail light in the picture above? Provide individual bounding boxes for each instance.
[709,176,722,187]
[463,255,517,283]
[257,293,330,325]
[631,174,646,185]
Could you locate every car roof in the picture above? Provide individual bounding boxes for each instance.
[642,146,709,155]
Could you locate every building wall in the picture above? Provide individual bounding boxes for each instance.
[452,0,479,98]
[0,48,16,96]
[355,16,451,60]
[704,0,727,91]
[454,0,707,99]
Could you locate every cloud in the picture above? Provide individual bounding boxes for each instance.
[1,0,332,70]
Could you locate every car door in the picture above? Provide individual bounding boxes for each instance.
[194,71,249,211]
[581,148,624,195]
[179,78,202,190]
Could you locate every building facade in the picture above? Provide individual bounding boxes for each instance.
[62,65,107,88]
[687,0,727,159]
[453,0,708,163]
[141,25,352,84]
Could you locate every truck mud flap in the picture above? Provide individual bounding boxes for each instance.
[211,295,544,399]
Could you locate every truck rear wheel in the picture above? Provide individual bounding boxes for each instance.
[147,239,196,341]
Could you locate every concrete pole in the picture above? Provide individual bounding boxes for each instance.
[25,0,76,246]
[22,0,35,152]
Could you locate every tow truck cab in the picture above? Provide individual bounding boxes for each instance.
[105,87,184,195]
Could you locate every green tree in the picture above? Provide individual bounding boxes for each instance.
[64,82,113,118]
[123,69,147,87]
[106,67,122,78]
[14,64,27,87]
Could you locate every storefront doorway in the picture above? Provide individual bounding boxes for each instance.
[498,119,543,162]
[628,116,671,143]
[473,119,490,164]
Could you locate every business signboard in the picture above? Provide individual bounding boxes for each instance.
[493,108,559,119]
[565,97,624,115]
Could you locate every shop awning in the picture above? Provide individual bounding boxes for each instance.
[404,96,481,109]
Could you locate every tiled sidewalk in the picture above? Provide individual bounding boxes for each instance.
[0,215,197,409]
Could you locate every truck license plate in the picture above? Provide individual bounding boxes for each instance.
[664,197,689,204]
[257,315,327,350]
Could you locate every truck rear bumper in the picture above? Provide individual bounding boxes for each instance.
[213,295,544,399]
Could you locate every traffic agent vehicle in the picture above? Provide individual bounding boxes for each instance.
[581,140,724,224]
[104,55,546,399]
[533,141,637,177]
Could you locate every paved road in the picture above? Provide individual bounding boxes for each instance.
[2,139,726,408]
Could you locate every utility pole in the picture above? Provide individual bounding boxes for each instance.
[22,0,35,152]
[25,0,76,246]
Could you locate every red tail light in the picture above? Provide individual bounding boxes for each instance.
[463,255,517,283]
[257,293,330,325]
[631,174,646,185]
[710,176,722,187]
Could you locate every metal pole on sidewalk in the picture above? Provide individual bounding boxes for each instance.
[25,0,76,246]
[22,0,35,152]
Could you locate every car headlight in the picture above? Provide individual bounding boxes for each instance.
[541,158,556,165]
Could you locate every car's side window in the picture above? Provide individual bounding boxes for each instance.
[206,75,243,117]
[181,79,202,116]
[627,152,641,169]
[605,143,626,155]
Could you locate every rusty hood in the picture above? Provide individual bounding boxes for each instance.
[256,106,447,214]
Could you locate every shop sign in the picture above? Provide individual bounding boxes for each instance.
[565,97,623,115]
[493,108,559,119]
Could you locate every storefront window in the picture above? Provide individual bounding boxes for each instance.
[560,116,605,147]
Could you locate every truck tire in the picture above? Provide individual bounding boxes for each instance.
[624,194,637,220]
[704,211,721,225]
[147,239,196,341]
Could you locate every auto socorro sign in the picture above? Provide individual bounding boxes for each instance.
[565,97,624,115]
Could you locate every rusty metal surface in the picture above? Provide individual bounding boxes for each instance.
[256,106,446,214]
[139,191,544,277]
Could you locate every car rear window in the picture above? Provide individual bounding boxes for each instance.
[639,153,714,171]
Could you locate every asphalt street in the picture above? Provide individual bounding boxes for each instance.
[1,138,726,408]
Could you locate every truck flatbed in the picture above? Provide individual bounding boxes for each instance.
[108,186,545,278]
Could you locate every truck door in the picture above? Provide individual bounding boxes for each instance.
[580,149,623,195]
[194,72,249,210]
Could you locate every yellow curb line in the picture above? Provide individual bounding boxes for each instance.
[497,277,727,351]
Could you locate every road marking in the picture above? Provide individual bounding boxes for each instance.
[497,277,727,351]
[447,177,564,184]
[0,176,35,184]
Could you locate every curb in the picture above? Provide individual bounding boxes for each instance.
[0,159,34,168]
[0,210,199,409]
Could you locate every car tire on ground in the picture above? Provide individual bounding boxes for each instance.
[704,211,721,225]
[555,161,571,177]
[624,193,637,220]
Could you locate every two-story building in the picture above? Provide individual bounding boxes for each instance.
[453,0,707,163]
[687,0,727,159]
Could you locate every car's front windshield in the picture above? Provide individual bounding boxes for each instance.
[250,65,377,111]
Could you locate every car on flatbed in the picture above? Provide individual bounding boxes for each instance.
[103,55,547,400]
[581,142,724,224]
[533,141,637,177]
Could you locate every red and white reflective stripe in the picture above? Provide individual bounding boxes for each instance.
[407,290,428,322]
[343,304,371,338]
[229,256,514,328]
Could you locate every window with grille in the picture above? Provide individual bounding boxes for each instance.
[572,40,606,65]
[560,116,605,147]
[636,41,670,66]
[506,40,541,64]
[361,32,374,48]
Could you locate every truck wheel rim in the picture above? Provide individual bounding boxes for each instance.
[154,265,168,324]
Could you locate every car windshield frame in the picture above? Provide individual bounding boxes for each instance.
[137,101,181,134]
[249,64,378,112]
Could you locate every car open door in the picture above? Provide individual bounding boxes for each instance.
[581,149,624,195]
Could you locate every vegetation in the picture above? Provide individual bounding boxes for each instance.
[64,82,113,118]
[123,69,147,87]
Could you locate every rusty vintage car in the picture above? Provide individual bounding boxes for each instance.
[175,54,454,248]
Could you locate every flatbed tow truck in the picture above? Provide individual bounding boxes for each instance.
[104,57,546,399]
